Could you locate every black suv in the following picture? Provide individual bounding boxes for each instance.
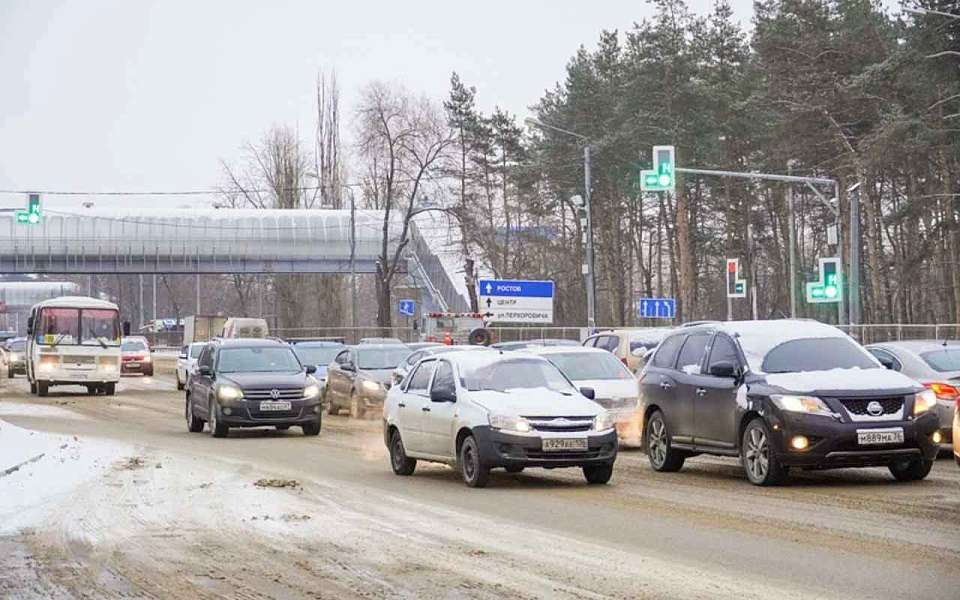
[185,338,322,437]
[640,320,941,485]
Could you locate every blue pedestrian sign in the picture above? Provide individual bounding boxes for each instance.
[638,297,676,319]
[398,299,416,317]
[478,279,554,324]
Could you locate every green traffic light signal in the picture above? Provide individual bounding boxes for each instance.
[806,257,841,304]
[640,145,675,193]
[15,193,43,226]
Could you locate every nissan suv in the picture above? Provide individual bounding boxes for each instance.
[185,338,322,437]
[640,320,940,485]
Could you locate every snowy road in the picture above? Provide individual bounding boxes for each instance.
[1,375,959,599]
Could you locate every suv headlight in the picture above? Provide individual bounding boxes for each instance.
[489,414,532,433]
[217,384,243,401]
[914,389,937,416]
[770,394,835,417]
[361,380,383,394]
[594,411,615,431]
[303,383,321,399]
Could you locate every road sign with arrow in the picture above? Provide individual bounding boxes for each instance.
[477,279,554,324]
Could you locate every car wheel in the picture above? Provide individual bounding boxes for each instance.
[301,421,321,436]
[37,381,49,397]
[646,411,685,472]
[389,430,416,476]
[504,465,524,474]
[888,457,934,482]
[208,399,228,438]
[186,395,204,433]
[86,385,96,395]
[459,435,489,488]
[324,391,339,415]
[104,382,116,396]
[144,366,154,377]
[349,390,365,420]
[176,372,184,391]
[741,419,788,486]
[583,463,614,485]
[7,369,13,379]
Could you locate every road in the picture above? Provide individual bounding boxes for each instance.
[1,374,959,599]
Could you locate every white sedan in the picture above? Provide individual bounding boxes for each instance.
[176,342,206,390]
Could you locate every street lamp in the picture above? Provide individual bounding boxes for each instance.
[524,117,597,329]
[903,7,960,20]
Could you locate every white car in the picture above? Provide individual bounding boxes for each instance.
[526,346,642,445]
[392,344,492,386]
[383,350,618,487]
[176,342,206,390]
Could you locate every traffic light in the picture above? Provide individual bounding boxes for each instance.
[640,145,675,193]
[726,258,746,298]
[15,193,42,226]
[806,257,841,304]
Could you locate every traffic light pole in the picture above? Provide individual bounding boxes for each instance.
[584,145,596,330]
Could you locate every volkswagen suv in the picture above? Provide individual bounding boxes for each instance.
[185,338,322,437]
[640,320,940,485]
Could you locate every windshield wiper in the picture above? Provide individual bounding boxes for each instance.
[49,333,67,348]
[93,336,109,349]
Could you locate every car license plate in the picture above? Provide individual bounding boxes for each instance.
[127,362,140,368]
[542,438,588,452]
[857,428,904,445]
[260,401,292,412]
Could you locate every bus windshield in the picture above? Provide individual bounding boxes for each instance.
[38,307,120,347]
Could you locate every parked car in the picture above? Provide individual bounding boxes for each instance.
[121,336,154,376]
[289,340,346,393]
[185,338,321,437]
[359,337,405,345]
[393,345,493,386]
[176,341,206,390]
[405,342,443,351]
[640,320,940,486]
[490,339,580,351]
[383,350,618,487]
[526,346,642,445]
[866,340,960,447]
[324,344,413,418]
[955,403,960,467]
[5,337,26,378]
[583,328,672,372]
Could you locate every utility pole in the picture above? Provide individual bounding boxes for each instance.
[350,190,358,328]
[584,144,596,330]
[195,274,200,315]
[139,274,144,330]
[787,172,798,318]
[152,274,157,324]
[848,183,862,324]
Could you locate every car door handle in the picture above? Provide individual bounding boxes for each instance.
[398,402,406,408]
[696,388,706,396]
[660,381,673,390]
[421,406,431,412]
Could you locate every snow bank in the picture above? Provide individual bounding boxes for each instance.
[765,367,920,393]
[0,417,125,535]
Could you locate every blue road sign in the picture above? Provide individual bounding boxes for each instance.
[478,279,554,298]
[638,297,676,319]
[398,299,416,317]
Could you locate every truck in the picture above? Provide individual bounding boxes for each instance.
[182,315,228,345]
[421,312,492,345]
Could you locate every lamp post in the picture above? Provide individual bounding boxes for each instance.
[525,117,596,329]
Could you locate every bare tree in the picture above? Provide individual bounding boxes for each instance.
[356,82,454,328]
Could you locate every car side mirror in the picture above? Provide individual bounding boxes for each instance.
[708,361,738,379]
[430,387,456,403]
[178,353,188,359]
[198,365,212,377]
[579,387,596,400]
[342,362,355,372]
[305,365,317,374]
[26,316,34,336]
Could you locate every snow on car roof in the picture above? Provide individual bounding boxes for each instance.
[523,345,609,356]
[716,319,850,370]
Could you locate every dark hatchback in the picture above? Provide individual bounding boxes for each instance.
[640,320,941,485]
[185,338,322,438]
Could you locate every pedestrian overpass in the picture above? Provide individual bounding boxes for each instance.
[0,207,468,313]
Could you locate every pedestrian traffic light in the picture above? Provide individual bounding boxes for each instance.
[806,257,841,304]
[726,258,746,298]
[640,145,675,193]
[15,193,42,226]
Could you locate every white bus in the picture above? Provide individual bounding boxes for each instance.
[26,296,122,396]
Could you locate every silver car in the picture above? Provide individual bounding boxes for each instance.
[867,340,960,446]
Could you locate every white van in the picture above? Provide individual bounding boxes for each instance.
[220,317,269,339]
[26,296,122,396]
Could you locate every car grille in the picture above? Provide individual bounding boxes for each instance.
[838,397,904,417]
[524,416,595,433]
[246,407,303,420]
[243,388,304,401]
[63,355,96,366]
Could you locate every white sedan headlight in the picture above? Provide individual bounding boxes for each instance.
[594,411,615,431]
[217,384,243,401]
[770,394,835,417]
[914,389,937,416]
[303,383,321,399]
[361,380,383,394]
[489,414,532,433]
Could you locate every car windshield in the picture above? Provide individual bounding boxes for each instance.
[122,340,148,352]
[920,348,960,373]
[189,344,204,358]
[38,307,120,346]
[293,345,343,366]
[461,358,576,393]
[356,347,411,370]
[218,347,302,373]
[546,352,633,381]
[762,338,877,374]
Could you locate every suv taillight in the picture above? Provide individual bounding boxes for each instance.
[923,382,959,401]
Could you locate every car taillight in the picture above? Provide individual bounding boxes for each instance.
[923,382,959,401]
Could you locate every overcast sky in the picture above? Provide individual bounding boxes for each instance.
[0,0,900,209]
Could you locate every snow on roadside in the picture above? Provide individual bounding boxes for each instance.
[0,415,126,535]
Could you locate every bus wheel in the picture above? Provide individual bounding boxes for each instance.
[30,380,37,394]
[37,381,49,397]
[104,382,116,396]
